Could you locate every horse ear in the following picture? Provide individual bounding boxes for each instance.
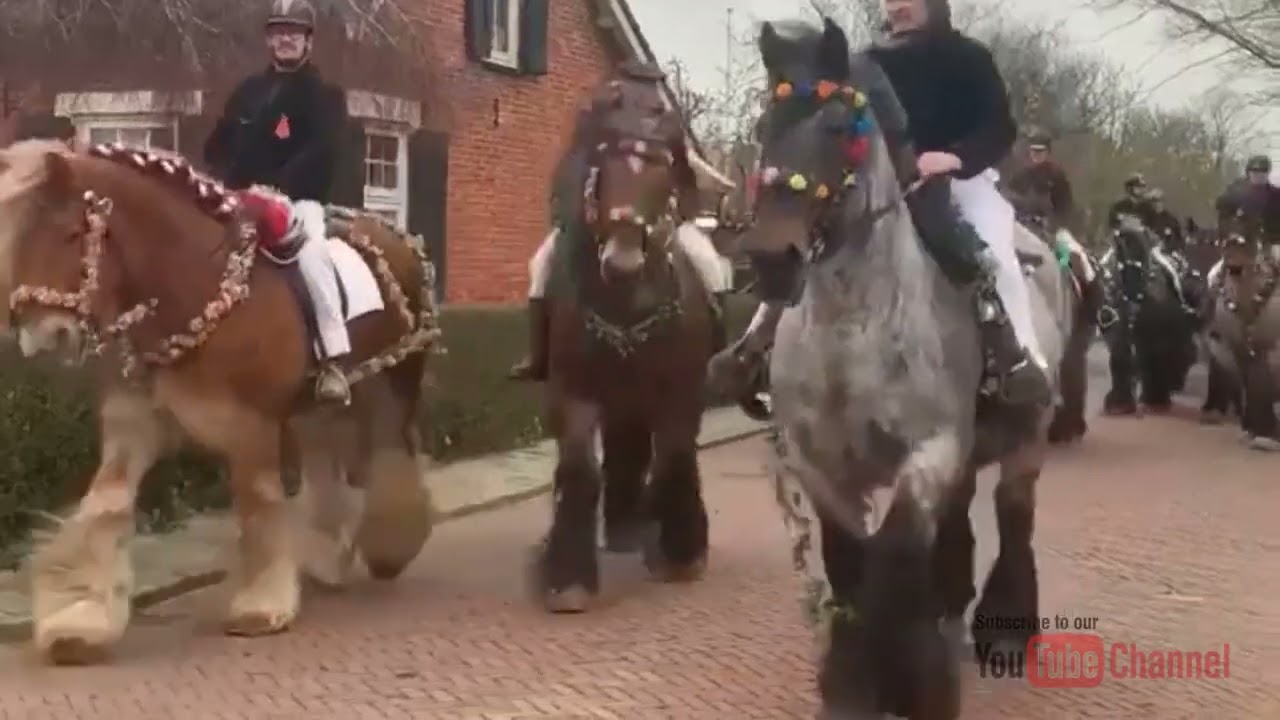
[818,17,851,81]
[41,151,75,201]
[758,21,782,73]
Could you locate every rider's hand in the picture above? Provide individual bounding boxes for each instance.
[917,151,962,178]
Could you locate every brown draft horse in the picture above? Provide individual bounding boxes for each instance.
[0,140,440,664]
[532,66,716,612]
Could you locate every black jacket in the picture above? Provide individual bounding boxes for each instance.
[1216,178,1280,239]
[1005,160,1076,232]
[1148,209,1183,251]
[1108,196,1151,230]
[866,26,1016,179]
[204,64,344,202]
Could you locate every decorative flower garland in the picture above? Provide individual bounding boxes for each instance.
[578,137,686,357]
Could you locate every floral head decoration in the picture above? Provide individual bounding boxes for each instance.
[753,78,875,202]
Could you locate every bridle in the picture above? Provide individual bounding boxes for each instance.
[576,109,688,356]
[7,144,256,377]
[749,78,902,266]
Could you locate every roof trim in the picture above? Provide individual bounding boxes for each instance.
[596,0,702,151]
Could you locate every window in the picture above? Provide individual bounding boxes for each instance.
[464,0,547,75]
[54,91,201,154]
[363,129,408,230]
[486,0,521,68]
[83,121,176,151]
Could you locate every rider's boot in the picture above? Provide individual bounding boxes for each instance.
[316,361,352,405]
[973,257,1053,407]
[708,301,782,421]
[508,298,551,381]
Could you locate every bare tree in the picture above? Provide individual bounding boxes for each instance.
[0,0,439,99]
[1093,0,1278,101]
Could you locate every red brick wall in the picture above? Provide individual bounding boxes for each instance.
[425,1,617,303]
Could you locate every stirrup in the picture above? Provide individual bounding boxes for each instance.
[1097,305,1119,329]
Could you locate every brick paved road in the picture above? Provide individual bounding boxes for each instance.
[1,410,1278,719]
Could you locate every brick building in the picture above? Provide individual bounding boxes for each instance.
[0,0,672,303]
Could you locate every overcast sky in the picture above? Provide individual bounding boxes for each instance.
[628,0,1277,159]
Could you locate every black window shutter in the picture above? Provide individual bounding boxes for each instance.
[12,112,73,143]
[464,0,493,62]
[518,0,549,76]
[329,113,367,209]
[407,129,450,301]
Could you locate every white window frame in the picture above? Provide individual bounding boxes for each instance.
[362,124,409,230]
[77,115,179,152]
[53,90,202,154]
[486,0,522,69]
[345,91,421,232]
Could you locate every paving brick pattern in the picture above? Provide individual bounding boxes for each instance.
[0,412,1276,719]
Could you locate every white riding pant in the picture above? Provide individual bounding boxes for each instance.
[527,222,731,298]
[950,170,1046,368]
[292,199,350,358]
[1208,258,1223,288]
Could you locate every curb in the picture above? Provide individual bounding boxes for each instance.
[0,423,767,644]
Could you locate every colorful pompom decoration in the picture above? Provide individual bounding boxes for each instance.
[788,173,809,191]
[814,184,830,199]
[775,82,793,99]
[843,136,871,165]
[816,80,839,100]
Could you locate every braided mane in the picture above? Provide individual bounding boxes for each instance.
[87,143,242,223]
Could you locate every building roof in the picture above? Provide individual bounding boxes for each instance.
[592,0,702,151]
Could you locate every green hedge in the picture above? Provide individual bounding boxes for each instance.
[0,294,758,563]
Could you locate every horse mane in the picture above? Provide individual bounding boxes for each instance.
[84,144,241,224]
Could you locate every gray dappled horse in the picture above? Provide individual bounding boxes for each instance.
[743,20,1071,719]
[1098,214,1198,415]
[1202,215,1280,449]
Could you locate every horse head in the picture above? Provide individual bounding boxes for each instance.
[0,141,239,364]
[565,62,696,282]
[742,18,896,303]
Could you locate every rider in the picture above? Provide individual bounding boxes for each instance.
[1216,154,1278,244]
[203,0,352,405]
[1144,188,1185,254]
[714,0,1052,414]
[1108,172,1154,230]
[507,75,738,381]
[1005,126,1076,233]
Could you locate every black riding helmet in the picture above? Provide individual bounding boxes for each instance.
[1124,172,1146,191]
[1246,155,1271,173]
[266,0,316,32]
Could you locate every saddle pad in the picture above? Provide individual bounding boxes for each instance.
[326,237,385,321]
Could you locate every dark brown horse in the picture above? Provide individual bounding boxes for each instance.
[531,66,716,612]
[0,140,440,664]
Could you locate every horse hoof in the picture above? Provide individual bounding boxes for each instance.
[223,612,293,637]
[646,555,707,583]
[544,585,592,614]
[44,637,110,666]
[1248,436,1280,453]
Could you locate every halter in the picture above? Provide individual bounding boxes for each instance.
[577,125,685,357]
